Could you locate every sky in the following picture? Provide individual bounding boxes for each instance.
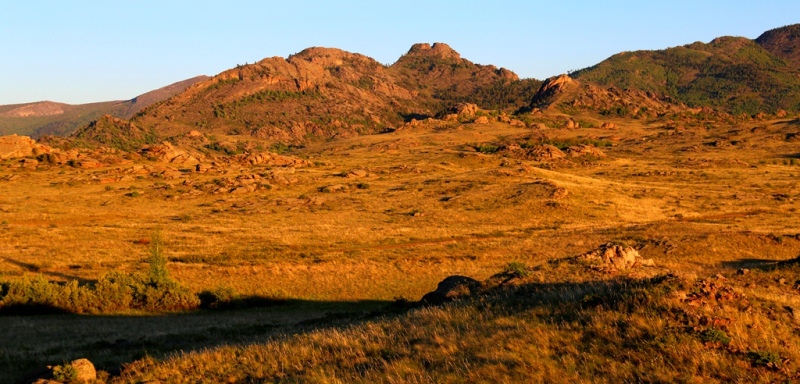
[1,1,799,105]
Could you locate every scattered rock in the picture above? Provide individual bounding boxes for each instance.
[529,144,566,160]
[348,169,368,178]
[509,119,526,127]
[473,116,489,124]
[140,142,198,164]
[566,144,606,158]
[420,275,480,305]
[447,103,479,117]
[579,243,654,272]
[601,122,617,129]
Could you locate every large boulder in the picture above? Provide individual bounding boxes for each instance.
[447,103,479,117]
[26,358,96,384]
[140,142,200,165]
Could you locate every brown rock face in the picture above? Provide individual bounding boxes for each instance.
[404,42,462,61]
[447,103,479,117]
[0,134,51,160]
[530,74,575,106]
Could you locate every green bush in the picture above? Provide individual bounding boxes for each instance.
[747,350,782,368]
[51,363,78,382]
[474,144,500,154]
[0,233,199,314]
[699,328,731,345]
[504,261,530,278]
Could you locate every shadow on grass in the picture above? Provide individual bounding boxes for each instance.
[399,112,430,122]
[4,297,399,383]
[720,255,800,271]
[3,257,96,284]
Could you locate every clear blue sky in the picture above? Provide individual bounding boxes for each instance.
[1,1,798,105]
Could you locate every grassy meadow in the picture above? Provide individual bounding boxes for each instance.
[1,114,799,382]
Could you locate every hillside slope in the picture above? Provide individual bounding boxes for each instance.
[572,24,800,115]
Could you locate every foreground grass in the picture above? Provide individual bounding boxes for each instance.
[115,261,800,383]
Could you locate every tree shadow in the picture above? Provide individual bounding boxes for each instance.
[719,258,784,270]
[718,252,800,271]
[3,257,95,284]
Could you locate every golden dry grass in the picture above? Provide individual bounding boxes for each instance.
[1,114,799,381]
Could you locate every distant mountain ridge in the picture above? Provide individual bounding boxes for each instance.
[0,76,209,138]
[5,24,800,144]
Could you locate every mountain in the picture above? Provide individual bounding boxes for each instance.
[0,76,208,138]
[571,24,800,115]
[129,43,536,143]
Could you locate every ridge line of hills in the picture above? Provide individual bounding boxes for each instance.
[2,23,800,146]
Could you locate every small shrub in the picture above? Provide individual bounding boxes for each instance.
[699,328,731,345]
[747,350,782,368]
[199,286,240,309]
[51,363,78,382]
[504,261,530,278]
[357,183,370,189]
[147,231,169,285]
[474,144,500,154]
[0,231,199,314]
[127,191,141,198]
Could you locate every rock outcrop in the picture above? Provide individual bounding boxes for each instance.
[579,243,655,272]
[0,135,51,160]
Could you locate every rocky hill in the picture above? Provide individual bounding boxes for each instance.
[129,43,534,143]
[572,24,800,116]
[0,76,208,138]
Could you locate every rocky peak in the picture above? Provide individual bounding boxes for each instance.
[530,74,576,105]
[403,42,462,61]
